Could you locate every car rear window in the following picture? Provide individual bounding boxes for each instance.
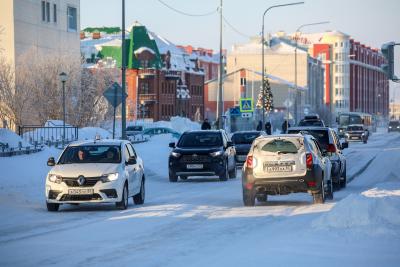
[389,121,400,126]
[232,132,260,144]
[298,120,324,126]
[348,126,363,131]
[259,139,299,154]
[178,132,222,147]
[288,129,329,150]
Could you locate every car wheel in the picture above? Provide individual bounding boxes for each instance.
[256,194,268,202]
[313,179,325,204]
[133,178,145,205]
[180,175,188,180]
[228,163,237,179]
[169,170,178,182]
[219,162,229,181]
[243,188,255,206]
[326,180,334,200]
[46,202,60,212]
[116,183,128,210]
[340,168,347,188]
[363,140,367,144]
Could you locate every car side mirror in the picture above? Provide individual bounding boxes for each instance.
[47,157,55,166]
[169,142,175,148]
[227,141,233,147]
[126,157,137,165]
[341,142,348,149]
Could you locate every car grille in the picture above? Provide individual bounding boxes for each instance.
[48,190,62,200]
[60,194,102,201]
[62,176,102,187]
[180,155,212,163]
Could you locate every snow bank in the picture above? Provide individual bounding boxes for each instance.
[140,116,201,133]
[312,182,400,235]
[0,128,30,148]
[78,127,112,140]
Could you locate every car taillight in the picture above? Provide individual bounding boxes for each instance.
[306,153,313,170]
[246,155,254,168]
[327,144,336,153]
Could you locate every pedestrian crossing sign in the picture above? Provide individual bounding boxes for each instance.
[239,98,253,113]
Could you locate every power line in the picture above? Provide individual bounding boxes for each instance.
[157,0,217,17]
[222,15,251,39]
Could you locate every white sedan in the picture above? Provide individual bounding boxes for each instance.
[45,139,145,211]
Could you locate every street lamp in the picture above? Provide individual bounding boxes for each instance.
[294,21,329,124]
[261,2,304,128]
[59,72,68,147]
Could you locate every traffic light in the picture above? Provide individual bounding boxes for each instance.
[381,42,397,81]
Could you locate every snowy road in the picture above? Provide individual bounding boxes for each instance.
[0,131,400,266]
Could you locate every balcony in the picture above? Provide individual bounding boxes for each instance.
[138,69,156,78]
[139,94,157,103]
[164,70,181,80]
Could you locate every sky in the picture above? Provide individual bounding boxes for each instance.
[80,0,400,99]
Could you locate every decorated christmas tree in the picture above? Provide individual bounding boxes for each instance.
[257,77,274,113]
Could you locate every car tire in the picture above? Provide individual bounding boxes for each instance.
[256,194,268,202]
[363,140,367,144]
[169,170,178,182]
[116,183,128,210]
[180,175,188,180]
[243,188,255,206]
[219,162,229,181]
[133,178,145,205]
[228,163,237,179]
[340,168,347,188]
[313,179,325,204]
[46,202,60,212]
[326,180,334,200]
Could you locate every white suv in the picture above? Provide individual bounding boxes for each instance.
[45,139,145,211]
[242,134,332,206]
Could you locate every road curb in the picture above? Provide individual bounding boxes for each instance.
[348,155,377,183]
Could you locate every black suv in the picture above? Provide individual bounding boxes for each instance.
[288,126,348,189]
[168,130,236,182]
[388,121,400,132]
[231,131,264,166]
[298,115,325,127]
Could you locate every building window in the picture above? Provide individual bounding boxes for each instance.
[67,6,77,32]
[46,2,50,22]
[41,1,46,21]
[53,4,57,23]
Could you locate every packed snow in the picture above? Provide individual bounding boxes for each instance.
[0,128,30,148]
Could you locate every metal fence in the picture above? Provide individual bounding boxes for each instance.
[18,125,79,146]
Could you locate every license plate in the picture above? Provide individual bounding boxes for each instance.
[265,165,292,172]
[187,164,203,169]
[68,189,94,195]
[351,136,359,140]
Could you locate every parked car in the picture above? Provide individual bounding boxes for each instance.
[345,124,368,143]
[288,126,348,189]
[298,115,325,127]
[168,130,236,182]
[143,127,181,139]
[126,125,144,136]
[231,131,264,166]
[242,134,333,206]
[45,138,145,211]
[388,120,400,132]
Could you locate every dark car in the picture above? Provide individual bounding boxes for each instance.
[298,115,325,127]
[345,124,368,143]
[168,130,236,182]
[388,121,400,132]
[231,131,264,166]
[288,126,348,189]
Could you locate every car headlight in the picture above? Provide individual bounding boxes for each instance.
[101,173,119,183]
[210,150,224,157]
[339,129,343,132]
[389,126,392,128]
[48,174,62,184]
[345,133,349,137]
[397,126,400,129]
[170,151,181,158]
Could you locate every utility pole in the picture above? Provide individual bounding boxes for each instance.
[218,0,223,129]
[121,0,127,139]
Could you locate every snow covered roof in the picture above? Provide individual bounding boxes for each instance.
[231,36,307,55]
[134,47,155,55]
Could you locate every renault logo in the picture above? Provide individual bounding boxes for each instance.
[77,175,86,186]
[192,154,198,158]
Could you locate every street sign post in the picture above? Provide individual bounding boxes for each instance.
[229,107,241,116]
[103,82,127,139]
[239,98,254,113]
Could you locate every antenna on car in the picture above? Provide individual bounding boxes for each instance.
[94,134,101,143]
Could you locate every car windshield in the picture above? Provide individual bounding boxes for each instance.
[258,139,299,154]
[288,129,329,150]
[58,145,121,164]
[178,132,222,147]
[389,121,400,126]
[339,115,363,126]
[348,126,363,131]
[232,132,260,144]
[127,126,143,131]
[298,120,324,126]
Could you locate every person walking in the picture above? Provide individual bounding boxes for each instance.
[265,121,272,135]
[256,120,262,131]
[282,120,290,134]
[201,118,211,130]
